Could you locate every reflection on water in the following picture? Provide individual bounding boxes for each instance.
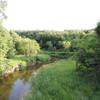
[0,66,39,100]
[9,79,31,100]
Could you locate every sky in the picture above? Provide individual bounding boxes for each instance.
[3,0,100,30]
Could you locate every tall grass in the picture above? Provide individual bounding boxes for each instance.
[26,60,100,100]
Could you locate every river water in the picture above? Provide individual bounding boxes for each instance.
[0,65,40,100]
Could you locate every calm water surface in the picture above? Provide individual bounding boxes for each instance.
[0,66,39,100]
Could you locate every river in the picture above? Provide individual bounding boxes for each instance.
[0,64,41,100]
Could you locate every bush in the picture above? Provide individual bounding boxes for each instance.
[0,58,13,76]
[35,54,51,63]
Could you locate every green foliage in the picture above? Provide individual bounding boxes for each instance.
[15,30,86,51]
[95,22,100,37]
[16,38,40,56]
[47,51,73,59]
[0,53,51,76]
[76,24,100,77]
[0,26,16,58]
[0,57,13,76]
[62,41,71,49]
[0,26,41,75]
[0,27,40,58]
[15,30,94,63]
[46,41,54,50]
[11,54,51,65]
[35,54,51,63]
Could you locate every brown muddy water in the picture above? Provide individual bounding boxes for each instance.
[0,64,41,100]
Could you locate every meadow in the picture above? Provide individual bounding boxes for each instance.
[26,59,100,100]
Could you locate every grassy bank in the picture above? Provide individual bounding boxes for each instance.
[0,54,51,76]
[10,54,51,66]
[27,59,100,100]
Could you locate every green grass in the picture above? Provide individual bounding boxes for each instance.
[10,55,36,62]
[27,59,100,100]
[9,54,51,68]
[9,55,31,67]
[0,54,52,76]
[42,50,75,59]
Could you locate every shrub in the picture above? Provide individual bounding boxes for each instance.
[35,54,51,63]
[0,57,13,76]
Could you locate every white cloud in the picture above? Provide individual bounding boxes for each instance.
[3,0,100,30]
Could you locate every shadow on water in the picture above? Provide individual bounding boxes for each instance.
[0,64,42,100]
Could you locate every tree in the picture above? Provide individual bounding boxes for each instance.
[0,0,7,22]
[0,0,7,25]
[76,22,100,77]
[62,41,71,49]
[46,41,53,50]
[0,26,16,58]
[16,38,40,56]
[95,22,100,37]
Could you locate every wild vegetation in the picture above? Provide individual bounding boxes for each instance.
[0,22,100,99]
[26,60,100,100]
[76,22,100,80]
[15,30,87,51]
[0,26,42,76]
[14,25,100,100]
[0,1,100,99]
[0,21,100,99]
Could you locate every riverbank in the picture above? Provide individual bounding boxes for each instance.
[0,58,59,100]
[27,59,100,100]
[0,54,51,78]
[0,65,38,100]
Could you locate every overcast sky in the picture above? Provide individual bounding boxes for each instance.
[3,0,100,30]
